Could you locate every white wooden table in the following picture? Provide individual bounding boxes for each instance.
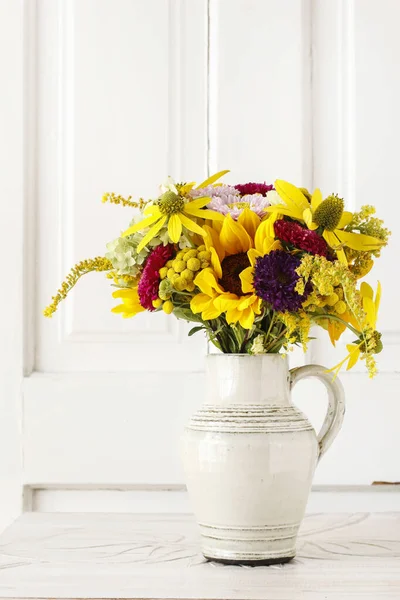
[0,513,399,599]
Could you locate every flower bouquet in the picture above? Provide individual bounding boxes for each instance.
[45,170,389,377]
[45,170,390,564]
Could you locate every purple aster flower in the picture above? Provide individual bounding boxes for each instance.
[253,250,311,312]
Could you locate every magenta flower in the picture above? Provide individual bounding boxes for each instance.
[138,244,175,310]
[234,182,274,196]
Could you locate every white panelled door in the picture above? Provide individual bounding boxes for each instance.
[1,0,399,529]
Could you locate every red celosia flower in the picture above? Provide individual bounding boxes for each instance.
[274,220,327,256]
[138,244,175,310]
[234,182,274,196]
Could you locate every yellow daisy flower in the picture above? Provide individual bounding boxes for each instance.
[190,210,278,329]
[266,180,384,264]
[121,170,229,252]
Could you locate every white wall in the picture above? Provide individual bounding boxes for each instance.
[1,0,399,524]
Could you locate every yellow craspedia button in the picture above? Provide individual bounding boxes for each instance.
[162,300,174,314]
[187,257,201,271]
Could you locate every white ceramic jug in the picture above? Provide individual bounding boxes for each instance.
[182,354,345,565]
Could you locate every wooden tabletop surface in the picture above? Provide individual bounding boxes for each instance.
[0,512,399,599]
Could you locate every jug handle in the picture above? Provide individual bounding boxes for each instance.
[289,365,345,461]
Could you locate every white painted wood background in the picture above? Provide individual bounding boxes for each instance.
[1,0,399,532]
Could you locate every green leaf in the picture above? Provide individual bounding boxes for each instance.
[173,307,203,323]
[188,326,205,337]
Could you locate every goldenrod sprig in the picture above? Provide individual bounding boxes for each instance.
[102,192,148,209]
[43,257,113,317]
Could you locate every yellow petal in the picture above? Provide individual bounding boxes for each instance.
[226,307,242,324]
[263,238,281,254]
[185,196,212,209]
[303,207,319,230]
[254,219,271,253]
[337,211,353,229]
[214,294,240,312]
[196,169,230,189]
[190,293,214,314]
[240,267,254,293]
[112,288,138,299]
[220,214,252,254]
[239,307,255,329]
[311,188,323,211]
[250,297,262,315]
[323,231,348,265]
[137,215,168,252]
[334,229,384,251]
[346,345,360,370]
[203,224,225,263]
[274,180,309,217]
[143,204,162,216]
[184,204,224,221]
[375,281,382,316]
[360,282,373,300]
[264,212,281,237]
[265,205,300,219]
[237,295,254,310]
[168,213,182,242]
[210,247,222,278]
[122,213,160,237]
[194,268,224,296]
[303,207,314,229]
[327,318,347,346]
[248,248,262,267]
[179,182,195,195]
[202,304,223,320]
[238,208,260,239]
[363,296,376,328]
[178,212,206,237]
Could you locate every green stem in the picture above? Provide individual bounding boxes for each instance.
[264,311,276,344]
[313,313,360,337]
[263,324,287,353]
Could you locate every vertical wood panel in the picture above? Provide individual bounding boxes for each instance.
[209,0,312,186]
[36,0,208,372]
[0,0,25,531]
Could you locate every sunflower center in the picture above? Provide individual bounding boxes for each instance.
[227,201,250,209]
[158,191,185,215]
[313,195,344,231]
[219,253,250,296]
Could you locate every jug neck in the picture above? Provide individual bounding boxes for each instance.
[205,354,291,407]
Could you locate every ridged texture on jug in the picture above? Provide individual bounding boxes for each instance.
[182,354,319,564]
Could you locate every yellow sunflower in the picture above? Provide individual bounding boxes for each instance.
[266,180,384,264]
[190,210,278,329]
[111,288,145,318]
[121,170,229,252]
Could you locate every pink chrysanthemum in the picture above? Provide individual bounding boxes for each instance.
[234,182,274,196]
[138,244,175,310]
[207,193,271,219]
[274,220,328,256]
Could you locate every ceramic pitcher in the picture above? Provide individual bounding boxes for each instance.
[182,354,345,565]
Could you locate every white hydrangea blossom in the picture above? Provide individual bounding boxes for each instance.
[249,334,267,355]
[266,190,284,206]
[105,236,147,277]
